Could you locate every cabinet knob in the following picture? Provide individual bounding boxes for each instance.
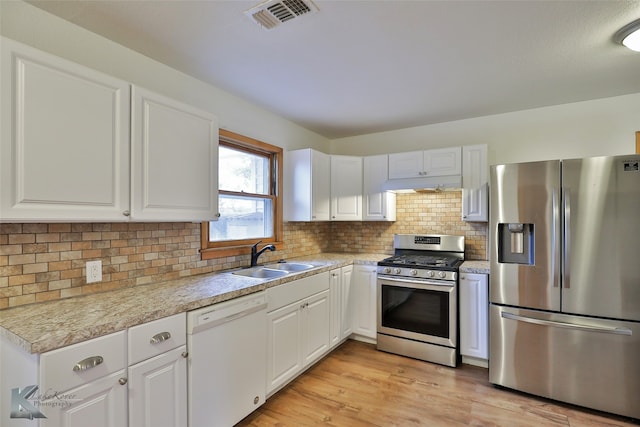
[119,378,128,386]
[181,351,189,358]
[122,210,131,217]
[215,212,221,218]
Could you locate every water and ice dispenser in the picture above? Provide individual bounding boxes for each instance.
[497,223,534,265]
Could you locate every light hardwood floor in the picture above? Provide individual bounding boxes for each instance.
[237,340,637,427]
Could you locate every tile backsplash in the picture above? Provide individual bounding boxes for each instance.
[0,191,486,309]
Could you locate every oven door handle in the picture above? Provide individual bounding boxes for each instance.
[377,275,454,288]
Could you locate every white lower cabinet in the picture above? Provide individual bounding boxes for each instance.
[128,347,187,427]
[266,272,331,395]
[41,370,128,427]
[127,313,187,427]
[267,289,330,395]
[37,331,128,427]
[459,273,489,361]
[351,265,377,340]
[0,314,188,427]
[330,265,354,348]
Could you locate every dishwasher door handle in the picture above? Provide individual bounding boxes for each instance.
[193,301,267,332]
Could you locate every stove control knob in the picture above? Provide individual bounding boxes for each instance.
[394,268,402,274]
[427,271,435,278]
[384,267,391,274]
[410,269,418,276]
[438,271,446,279]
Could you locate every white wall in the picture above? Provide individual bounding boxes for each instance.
[0,0,329,153]
[330,93,640,166]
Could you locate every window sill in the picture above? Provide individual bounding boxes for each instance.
[200,242,285,260]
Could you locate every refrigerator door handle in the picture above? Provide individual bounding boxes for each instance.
[501,311,632,336]
[552,189,559,288]
[563,188,571,289]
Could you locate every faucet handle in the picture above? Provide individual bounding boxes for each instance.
[251,240,262,249]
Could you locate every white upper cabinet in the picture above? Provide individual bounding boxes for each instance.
[284,148,330,221]
[462,144,488,222]
[388,147,461,179]
[131,86,218,221]
[330,155,363,221]
[0,37,130,221]
[363,154,396,221]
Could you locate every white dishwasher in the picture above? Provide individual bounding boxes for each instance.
[187,291,267,427]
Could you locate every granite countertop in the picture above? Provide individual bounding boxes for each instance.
[0,253,388,355]
[460,260,490,274]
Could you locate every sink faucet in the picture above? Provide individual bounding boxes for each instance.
[250,241,276,267]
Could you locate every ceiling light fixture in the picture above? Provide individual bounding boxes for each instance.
[615,18,640,52]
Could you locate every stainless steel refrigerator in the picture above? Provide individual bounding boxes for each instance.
[489,155,640,420]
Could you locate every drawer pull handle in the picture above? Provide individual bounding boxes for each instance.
[73,356,104,372]
[150,331,171,344]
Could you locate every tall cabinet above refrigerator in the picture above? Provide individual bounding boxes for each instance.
[489,155,640,420]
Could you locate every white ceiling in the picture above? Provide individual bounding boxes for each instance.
[27,0,640,139]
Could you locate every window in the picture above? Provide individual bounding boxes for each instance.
[201,129,283,259]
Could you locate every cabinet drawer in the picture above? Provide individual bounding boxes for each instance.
[40,330,126,392]
[128,313,186,365]
[267,271,329,312]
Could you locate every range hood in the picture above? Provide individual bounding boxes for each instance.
[381,175,462,192]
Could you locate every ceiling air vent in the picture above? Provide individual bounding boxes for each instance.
[245,0,318,30]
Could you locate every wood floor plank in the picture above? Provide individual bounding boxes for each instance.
[237,341,637,427]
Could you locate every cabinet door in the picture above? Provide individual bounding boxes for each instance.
[330,155,363,220]
[459,273,489,359]
[128,346,187,427]
[311,150,331,221]
[131,86,218,221]
[363,155,396,221]
[462,144,488,222]
[41,370,127,427]
[423,147,462,177]
[329,269,341,347]
[0,38,130,221]
[284,149,329,221]
[351,265,377,339]
[302,290,330,367]
[388,151,423,179]
[267,302,302,393]
[340,265,354,339]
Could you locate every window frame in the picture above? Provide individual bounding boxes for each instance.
[200,129,283,260]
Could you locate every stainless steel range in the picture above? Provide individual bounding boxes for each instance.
[376,234,464,367]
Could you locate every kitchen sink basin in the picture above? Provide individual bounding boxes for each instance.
[231,267,288,279]
[264,262,315,272]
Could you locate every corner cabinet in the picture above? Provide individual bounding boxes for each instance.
[284,149,330,221]
[462,144,488,222]
[330,155,363,221]
[130,87,218,221]
[363,155,396,221]
[0,37,131,221]
[459,273,489,360]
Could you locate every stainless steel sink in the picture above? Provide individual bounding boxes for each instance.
[264,262,315,272]
[231,267,288,279]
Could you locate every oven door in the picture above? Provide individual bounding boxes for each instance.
[377,275,456,348]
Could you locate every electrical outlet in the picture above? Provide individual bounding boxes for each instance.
[86,260,102,284]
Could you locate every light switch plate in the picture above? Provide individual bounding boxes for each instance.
[86,260,102,283]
